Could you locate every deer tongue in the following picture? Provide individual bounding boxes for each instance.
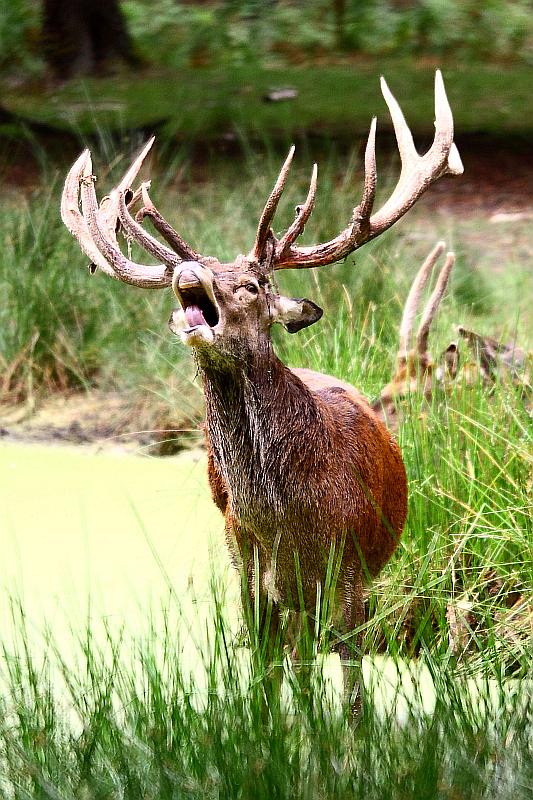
[185,304,207,327]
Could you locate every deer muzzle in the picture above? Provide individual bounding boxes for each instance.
[170,262,220,345]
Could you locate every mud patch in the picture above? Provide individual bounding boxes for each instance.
[0,390,203,455]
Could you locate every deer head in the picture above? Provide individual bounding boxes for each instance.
[61,71,463,366]
[373,246,532,424]
[168,260,323,361]
[452,326,531,400]
[372,241,456,423]
[456,326,528,381]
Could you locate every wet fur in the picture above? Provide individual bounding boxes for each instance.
[200,340,407,637]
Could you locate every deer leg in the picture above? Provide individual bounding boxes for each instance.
[333,574,365,721]
[256,593,284,719]
[237,547,284,719]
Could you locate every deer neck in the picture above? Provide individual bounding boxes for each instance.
[198,341,324,514]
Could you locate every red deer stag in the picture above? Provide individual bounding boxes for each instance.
[61,72,463,716]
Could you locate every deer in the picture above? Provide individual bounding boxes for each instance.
[61,71,463,717]
[371,241,531,427]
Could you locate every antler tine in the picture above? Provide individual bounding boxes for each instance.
[61,150,119,278]
[98,137,155,242]
[379,78,418,167]
[271,72,463,271]
[79,153,174,288]
[415,251,455,356]
[98,137,204,269]
[277,162,318,255]
[116,190,182,269]
[251,145,295,262]
[273,118,378,271]
[61,139,177,286]
[370,70,463,230]
[107,137,154,207]
[124,181,148,211]
[398,241,446,358]
[434,70,464,176]
[136,182,202,262]
[359,116,377,221]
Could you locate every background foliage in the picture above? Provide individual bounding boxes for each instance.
[2,0,532,78]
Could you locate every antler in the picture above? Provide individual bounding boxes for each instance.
[397,241,455,360]
[252,146,295,261]
[251,70,462,270]
[415,251,455,356]
[61,138,207,289]
[62,71,462,287]
[371,242,455,422]
[135,182,203,262]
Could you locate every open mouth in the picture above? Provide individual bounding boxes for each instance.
[177,283,219,329]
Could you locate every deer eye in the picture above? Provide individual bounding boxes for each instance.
[244,283,258,295]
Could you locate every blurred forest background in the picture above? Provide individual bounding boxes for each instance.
[0,1,531,448]
[2,0,533,79]
[1,0,532,140]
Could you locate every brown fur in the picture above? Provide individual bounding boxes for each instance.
[205,354,407,603]
[169,260,409,715]
[197,332,407,721]
[372,350,436,425]
[372,333,532,429]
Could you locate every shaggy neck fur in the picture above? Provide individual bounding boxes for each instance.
[198,338,328,519]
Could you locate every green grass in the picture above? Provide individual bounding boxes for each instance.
[3,60,533,139]
[0,586,531,798]
[0,140,531,796]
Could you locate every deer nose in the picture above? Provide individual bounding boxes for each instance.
[177,265,203,289]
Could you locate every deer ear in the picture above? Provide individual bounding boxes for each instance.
[272,296,323,333]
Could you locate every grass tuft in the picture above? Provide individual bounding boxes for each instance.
[0,595,531,799]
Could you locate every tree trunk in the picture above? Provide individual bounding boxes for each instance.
[333,0,346,50]
[42,0,139,78]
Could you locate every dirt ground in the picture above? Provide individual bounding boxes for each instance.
[0,390,202,455]
[427,134,533,215]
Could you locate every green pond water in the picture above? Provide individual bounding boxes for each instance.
[0,443,231,642]
[0,443,519,719]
